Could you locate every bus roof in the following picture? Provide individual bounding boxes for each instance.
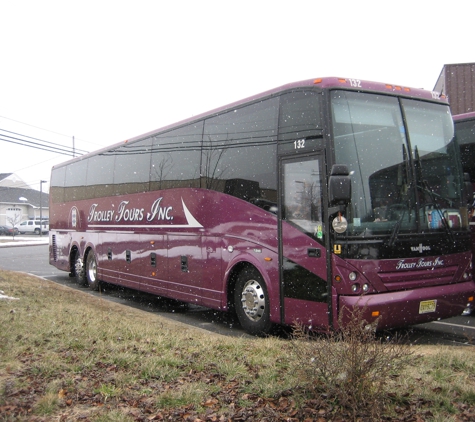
[453,111,475,121]
[53,77,448,169]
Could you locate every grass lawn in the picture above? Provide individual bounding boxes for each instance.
[1,270,475,421]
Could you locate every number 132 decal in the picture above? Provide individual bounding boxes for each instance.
[294,139,305,149]
[348,79,361,87]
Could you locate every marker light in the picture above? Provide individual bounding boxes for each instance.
[385,84,411,92]
[313,78,322,84]
[463,298,473,315]
[372,311,380,318]
[335,275,342,282]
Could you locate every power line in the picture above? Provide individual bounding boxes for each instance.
[0,114,90,145]
[0,127,88,156]
[0,134,78,156]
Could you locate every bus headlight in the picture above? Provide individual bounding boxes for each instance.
[351,283,360,293]
[362,283,369,292]
[349,271,357,281]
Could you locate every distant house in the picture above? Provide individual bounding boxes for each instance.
[0,173,49,227]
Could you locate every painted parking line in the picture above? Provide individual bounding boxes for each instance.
[432,321,475,330]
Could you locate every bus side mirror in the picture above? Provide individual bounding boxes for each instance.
[463,172,473,205]
[329,164,351,206]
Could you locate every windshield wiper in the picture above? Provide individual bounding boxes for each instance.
[416,184,455,208]
[388,144,410,248]
[413,146,455,244]
[413,147,455,206]
[388,207,406,248]
[419,180,455,244]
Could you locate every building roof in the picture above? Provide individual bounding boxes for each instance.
[0,173,32,189]
[0,186,49,208]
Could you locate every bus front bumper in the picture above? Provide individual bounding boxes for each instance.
[338,281,475,330]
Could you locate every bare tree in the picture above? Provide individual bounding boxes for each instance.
[6,213,22,240]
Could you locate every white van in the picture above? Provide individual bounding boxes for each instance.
[17,220,49,235]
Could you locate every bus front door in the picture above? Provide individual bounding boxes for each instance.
[279,155,330,330]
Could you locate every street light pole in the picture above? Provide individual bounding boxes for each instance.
[40,180,47,237]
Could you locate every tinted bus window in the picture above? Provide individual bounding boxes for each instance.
[64,158,88,202]
[114,138,152,195]
[85,152,115,199]
[50,165,66,204]
[203,98,279,204]
[278,91,322,154]
[150,123,203,191]
[455,119,475,183]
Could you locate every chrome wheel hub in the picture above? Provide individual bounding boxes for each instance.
[87,258,97,282]
[240,279,266,322]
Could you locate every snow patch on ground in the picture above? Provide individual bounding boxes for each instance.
[0,235,49,248]
[0,290,19,300]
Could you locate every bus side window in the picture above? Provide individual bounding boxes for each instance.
[114,138,152,195]
[202,97,279,206]
[150,123,202,191]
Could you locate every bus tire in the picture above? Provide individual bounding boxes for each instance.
[74,249,87,286]
[85,250,100,291]
[234,267,272,336]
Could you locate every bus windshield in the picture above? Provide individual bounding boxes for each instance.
[332,90,464,238]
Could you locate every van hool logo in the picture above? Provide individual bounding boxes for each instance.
[410,243,431,253]
[395,257,444,270]
[85,197,203,228]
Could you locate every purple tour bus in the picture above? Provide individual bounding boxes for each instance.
[454,111,475,271]
[49,77,475,335]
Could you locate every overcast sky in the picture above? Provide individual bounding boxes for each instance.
[1,0,473,193]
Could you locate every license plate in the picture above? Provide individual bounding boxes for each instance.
[419,300,437,314]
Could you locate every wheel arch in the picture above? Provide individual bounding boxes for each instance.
[83,244,96,269]
[225,254,278,322]
[226,260,251,313]
[68,243,81,275]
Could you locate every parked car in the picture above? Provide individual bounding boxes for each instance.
[16,220,49,235]
[0,225,19,236]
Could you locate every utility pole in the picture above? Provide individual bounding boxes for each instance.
[40,180,47,237]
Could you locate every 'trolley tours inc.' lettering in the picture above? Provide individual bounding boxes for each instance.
[396,257,444,270]
[88,198,173,223]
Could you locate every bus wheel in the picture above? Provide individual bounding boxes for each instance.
[74,250,87,286]
[234,267,272,336]
[85,251,100,291]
